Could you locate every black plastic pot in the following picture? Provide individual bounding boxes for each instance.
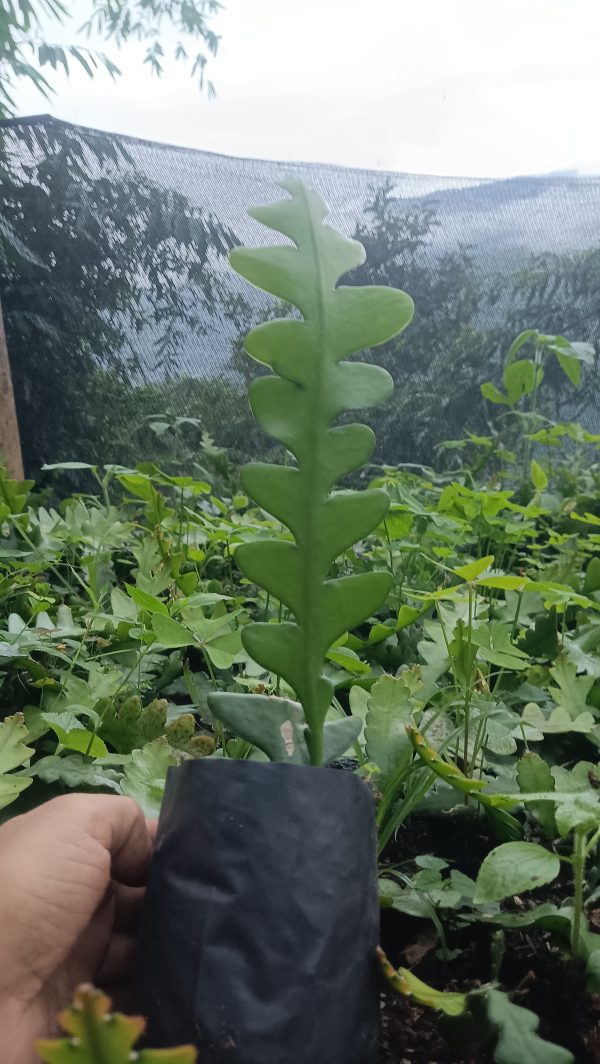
[135,758,380,1063]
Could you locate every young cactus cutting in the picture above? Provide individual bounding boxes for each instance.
[208,179,413,766]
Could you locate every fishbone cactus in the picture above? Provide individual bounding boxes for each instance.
[208,179,413,765]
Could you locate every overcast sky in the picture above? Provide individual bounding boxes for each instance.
[13,0,600,177]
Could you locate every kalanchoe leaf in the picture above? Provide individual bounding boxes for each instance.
[99,695,169,754]
[120,738,176,817]
[36,983,196,1063]
[365,674,421,785]
[210,179,413,765]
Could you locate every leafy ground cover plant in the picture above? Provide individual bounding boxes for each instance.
[0,191,598,1059]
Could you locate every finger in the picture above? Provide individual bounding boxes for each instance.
[95,931,136,987]
[89,796,153,887]
[112,882,145,933]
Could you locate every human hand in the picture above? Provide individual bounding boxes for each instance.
[0,794,154,1064]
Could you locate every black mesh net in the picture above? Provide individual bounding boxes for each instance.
[1,114,599,477]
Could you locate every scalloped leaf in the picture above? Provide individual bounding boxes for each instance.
[484,987,573,1064]
[220,179,413,764]
[0,713,33,810]
[365,674,420,784]
[120,738,176,817]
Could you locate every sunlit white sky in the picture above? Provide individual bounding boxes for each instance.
[13,0,600,177]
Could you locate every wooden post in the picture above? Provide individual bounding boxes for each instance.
[0,297,24,479]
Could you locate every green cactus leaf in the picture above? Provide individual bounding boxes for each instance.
[210,179,413,765]
[208,692,361,765]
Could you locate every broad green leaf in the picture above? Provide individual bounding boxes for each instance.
[396,605,422,629]
[0,713,33,810]
[125,584,169,616]
[504,329,538,364]
[120,739,176,817]
[478,573,529,591]
[110,587,138,621]
[117,473,155,502]
[484,987,573,1064]
[204,629,243,670]
[503,359,542,405]
[517,752,556,838]
[227,179,413,764]
[530,459,548,491]
[36,984,196,1063]
[555,351,581,386]
[583,557,600,595]
[472,622,529,670]
[453,555,494,581]
[151,614,195,649]
[473,842,559,903]
[481,382,509,406]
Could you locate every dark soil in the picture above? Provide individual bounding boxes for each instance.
[377,811,600,1063]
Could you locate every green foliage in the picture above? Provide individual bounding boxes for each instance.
[377,947,467,1017]
[0,121,236,473]
[364,673,419,784]
[473,842,560,904]
[209,179,413,765]
[0,0,221,119]
[120,739,177,817]
[484,987,573,1064]
[0,712,33,809]
[36,983,196,1063]
[378,949,573,1062]
[0,257,597,1057]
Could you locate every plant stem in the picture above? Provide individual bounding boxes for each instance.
[463,585,474,792]
[571,826,587,957]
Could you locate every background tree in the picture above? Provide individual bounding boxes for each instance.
[346,181,497,467]
[0,120,236,473]
[501,250,600,424]
[0,0,222,119]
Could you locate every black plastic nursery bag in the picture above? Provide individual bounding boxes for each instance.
[135,758,380,1063]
